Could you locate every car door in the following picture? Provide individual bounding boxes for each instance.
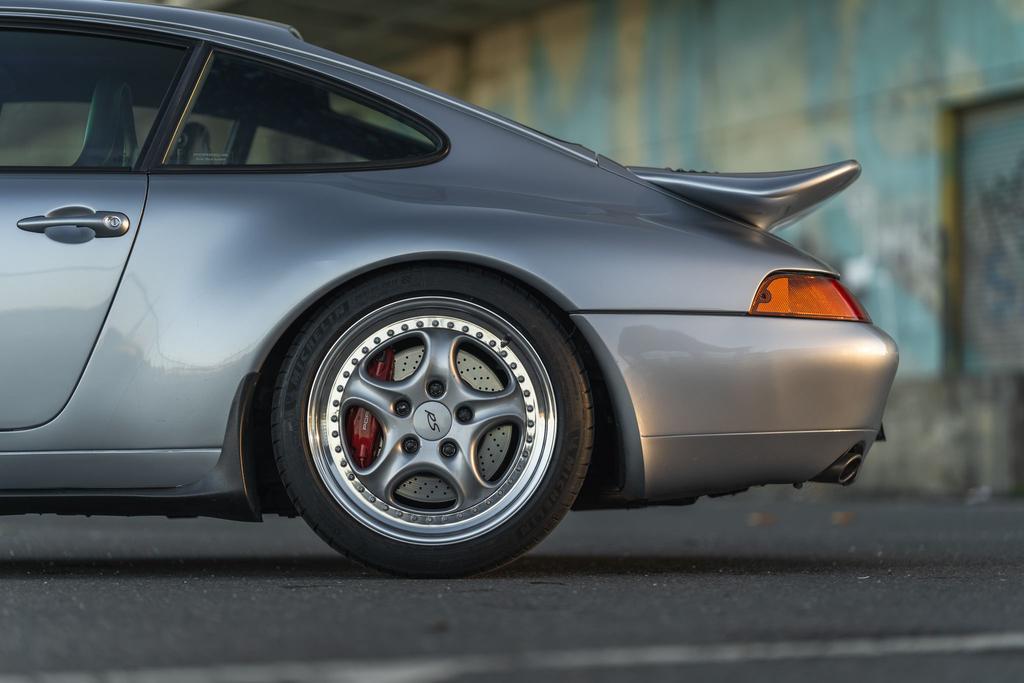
[0,27,189,429]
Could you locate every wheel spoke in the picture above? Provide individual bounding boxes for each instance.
[340,365,403,428]
[446,451,494,509]
[459,384,527,442]
[414,328,463,387]
[358,437,415,496]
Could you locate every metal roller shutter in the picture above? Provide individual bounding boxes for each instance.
[959,98,1024,372]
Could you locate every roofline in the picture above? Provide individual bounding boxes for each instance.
[0,2,300,42]
[211,11,302,40]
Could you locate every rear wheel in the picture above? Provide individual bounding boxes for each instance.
[270,266,592,576]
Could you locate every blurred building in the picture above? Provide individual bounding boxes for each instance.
[141,0,1024,496]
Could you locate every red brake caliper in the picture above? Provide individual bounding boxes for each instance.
[345,347,395,469]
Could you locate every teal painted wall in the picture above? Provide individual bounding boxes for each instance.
[396,0,1024,378]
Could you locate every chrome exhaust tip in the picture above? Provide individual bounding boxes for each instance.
[811,450,864,486]
[836,453,863,486]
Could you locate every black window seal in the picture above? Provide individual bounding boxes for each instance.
[0,19,198,175]
[138,42,212,171]
[150,46,451,175]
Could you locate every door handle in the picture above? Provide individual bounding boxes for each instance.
[17,207,130,239]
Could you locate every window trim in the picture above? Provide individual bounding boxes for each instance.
[136,41,212,172]
[152,47,451,175]
[0,20,199,174]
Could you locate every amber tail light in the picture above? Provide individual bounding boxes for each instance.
[749,273,870,322]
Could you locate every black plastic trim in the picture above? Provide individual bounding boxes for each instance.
[136,41,211,172]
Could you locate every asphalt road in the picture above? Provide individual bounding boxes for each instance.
[1,495,1023,682]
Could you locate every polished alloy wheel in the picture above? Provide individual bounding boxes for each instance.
[306,296,557,545]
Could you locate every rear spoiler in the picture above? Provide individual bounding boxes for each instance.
[627,160,861,232]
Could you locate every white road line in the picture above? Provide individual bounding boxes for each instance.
[7,631,1024,683]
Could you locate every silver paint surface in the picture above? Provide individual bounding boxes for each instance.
[577,314,897,438]
[0,0,898,504]
[0,175,145,429]
[575,314,896,498]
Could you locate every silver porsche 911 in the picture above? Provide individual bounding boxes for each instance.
[0,0,897,576]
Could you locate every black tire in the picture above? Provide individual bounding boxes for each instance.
[270,265,593,577]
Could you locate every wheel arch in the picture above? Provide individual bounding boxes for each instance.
[244,257,631,515]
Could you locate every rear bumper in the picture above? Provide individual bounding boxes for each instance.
[572,313,898,500]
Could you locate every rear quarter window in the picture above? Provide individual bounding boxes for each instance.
[165,52,445,169]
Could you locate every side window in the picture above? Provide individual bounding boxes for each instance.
[165,53,444,168]
[0,30,186,168]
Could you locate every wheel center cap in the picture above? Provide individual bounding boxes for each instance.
[412,401,452,441]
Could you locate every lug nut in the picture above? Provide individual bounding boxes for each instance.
[440,440,458,457]
[427,381,445,398]
[402,437,420,454]
[394,400,411,417]
[456,406,473,423]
